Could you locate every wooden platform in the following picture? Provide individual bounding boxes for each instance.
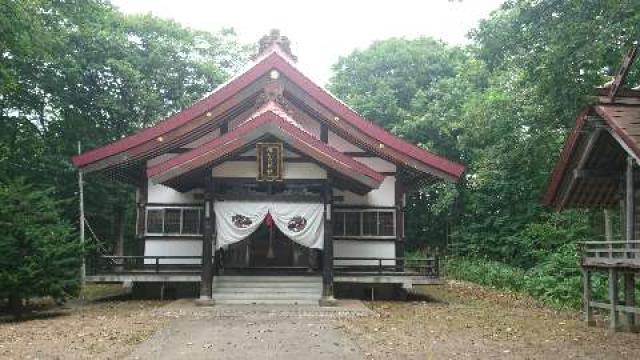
[580,241,639,332]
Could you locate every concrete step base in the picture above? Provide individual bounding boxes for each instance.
[212,275,322,305]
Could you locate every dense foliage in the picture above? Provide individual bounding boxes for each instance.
[2,0,639,309]
[330,0,640,307]
[0,179,82,316]
[0,0,249,306]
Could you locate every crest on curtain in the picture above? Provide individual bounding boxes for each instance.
[215,201,324,249]
[232,214,253,228]
[287,216,307,232]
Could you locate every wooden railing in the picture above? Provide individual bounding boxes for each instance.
[88,255,204,275]
[578,241,640,267]
[88,255,439,277]
[334,256,439,277]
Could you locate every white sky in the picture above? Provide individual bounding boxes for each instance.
[111,0,505,85]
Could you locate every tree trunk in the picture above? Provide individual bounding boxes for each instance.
[9,295,23,319]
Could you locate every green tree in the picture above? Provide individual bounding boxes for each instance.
[0,178,82,318]
[0,0,250,256]
[329,1,639,307]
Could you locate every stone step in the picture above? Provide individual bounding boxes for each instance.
[214,275,321,283]
[213,286,321,294]
[212,299,319,305]
[212,292,320,300]
[214,281,322,288]
[211,275,322,305]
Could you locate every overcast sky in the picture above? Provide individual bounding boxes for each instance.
[111,0,505,85]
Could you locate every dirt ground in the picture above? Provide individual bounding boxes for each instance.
[343,280,640,359]
[1,282,640,359]
[0,285,171,360]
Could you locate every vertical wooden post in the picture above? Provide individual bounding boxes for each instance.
[136,181,148,264]
[604,209,613,241]
[625,156,635,242]
[320,178,336,306]
[395,178,405,272]
[583,269,595,326]
[78,142,86,284]
[609,268,619,331]
[624,273,636,330]
[624,156,636,328]
[199,176,215,302]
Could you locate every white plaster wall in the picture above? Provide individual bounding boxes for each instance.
[334,176,395,207]
[212,161,327,179]
[147,180,203,204]
[333,240,396,265]
[144,239,204,264]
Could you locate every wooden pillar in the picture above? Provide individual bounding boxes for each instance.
[583,269,595,326]
[320,178,336,305]
[625,156,635,242]
[624,273,636,330]
[624,156,636,328]
[395,178,405,271]
[609,268,619,331]
[604,209,613,241]
[136,181,148,258]
[199,176,215,301]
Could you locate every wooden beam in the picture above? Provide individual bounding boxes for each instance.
[609,43,639,102]
[557,129,603,209]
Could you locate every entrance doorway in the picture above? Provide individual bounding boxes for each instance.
[221,223,316,272]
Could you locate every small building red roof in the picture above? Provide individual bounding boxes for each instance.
[72,47,464,181]
[147,101,384,190]
[543,102,640,209]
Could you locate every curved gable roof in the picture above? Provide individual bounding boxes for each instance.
[72,47,464,181]
[147,102,384,191]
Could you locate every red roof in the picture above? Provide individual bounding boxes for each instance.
[147,102,384,189]
[542,109,588,207]
[543,103,640,208]
[72,48,464,180]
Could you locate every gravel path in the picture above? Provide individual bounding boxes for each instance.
[127,301,373,360]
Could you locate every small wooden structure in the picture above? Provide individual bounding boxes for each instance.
[544,44,640,331]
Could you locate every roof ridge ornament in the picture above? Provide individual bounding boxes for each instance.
[254,29,297,62]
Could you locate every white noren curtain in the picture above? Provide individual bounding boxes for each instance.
[214,201,324,250]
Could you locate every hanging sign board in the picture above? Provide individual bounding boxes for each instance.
[256,142,284,181]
